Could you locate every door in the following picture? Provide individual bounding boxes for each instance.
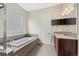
[40,13,52,45]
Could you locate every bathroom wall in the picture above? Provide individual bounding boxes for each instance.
[28,4,61,44]
[28,3,77,45]
[28,4,61,34]
[52,4,76,32]
[0,3,28,43]
[59,4,77,33]
[6,3,28,36]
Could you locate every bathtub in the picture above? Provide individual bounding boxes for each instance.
[7,36,39,54]
[8,37,35,47]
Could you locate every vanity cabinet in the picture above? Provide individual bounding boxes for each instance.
[58,39,77,56]
[54,34,78,56]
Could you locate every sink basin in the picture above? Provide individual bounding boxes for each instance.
[63,32,77,38]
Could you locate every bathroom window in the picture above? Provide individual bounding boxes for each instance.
[7,11,25,36]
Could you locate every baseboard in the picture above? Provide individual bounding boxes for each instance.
[41,42,54,46]
[47,44,54,46]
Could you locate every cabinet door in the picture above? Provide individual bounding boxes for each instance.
[58,39,77,56]
[51,19,62,25]
[63,18,76,25]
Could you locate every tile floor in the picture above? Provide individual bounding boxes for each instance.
[28,44,57,56]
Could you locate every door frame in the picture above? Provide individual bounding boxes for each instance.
[39,13,53,46]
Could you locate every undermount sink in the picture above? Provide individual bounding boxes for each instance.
[63,32,77,38]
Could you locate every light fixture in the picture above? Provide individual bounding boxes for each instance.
[65,8,68,11]
[71,7,74,11]
[66,12,69,15]
[61,10,65,16]
[66,7,74,15]
[66,9,71,15]
[61,6,74,16]
[68,9,71,13]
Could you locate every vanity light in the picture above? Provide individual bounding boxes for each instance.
[65,8,68,11]
[65,7,74,15]
[66,12,69,15]
[61,12,65,16]
[71,7,74,11]
[66,10,71,15]
[61,8,68,16]
[61,6,74,16]
[61,10,65,16]
[68,9,71,13]
[64,8,69,15]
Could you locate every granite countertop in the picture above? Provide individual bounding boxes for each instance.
[54,32,77,40]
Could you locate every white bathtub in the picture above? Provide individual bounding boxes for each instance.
[7,37,38,52]
[9,37,34,47]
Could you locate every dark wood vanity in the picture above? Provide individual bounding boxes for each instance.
[54,32,78,56]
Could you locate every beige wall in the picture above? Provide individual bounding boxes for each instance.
[28,3,77,45]
[28,3,77,34]
[0,3,77,43]
[28,4,62,34]
[61,4,77,33]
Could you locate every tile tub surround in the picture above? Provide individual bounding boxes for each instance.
[0,34,38,44]
[14,38,40,56]
[0,34,25,44]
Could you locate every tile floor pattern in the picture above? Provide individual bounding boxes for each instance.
[28,44,57,56]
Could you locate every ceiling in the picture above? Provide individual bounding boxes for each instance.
[18,3,60,12]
